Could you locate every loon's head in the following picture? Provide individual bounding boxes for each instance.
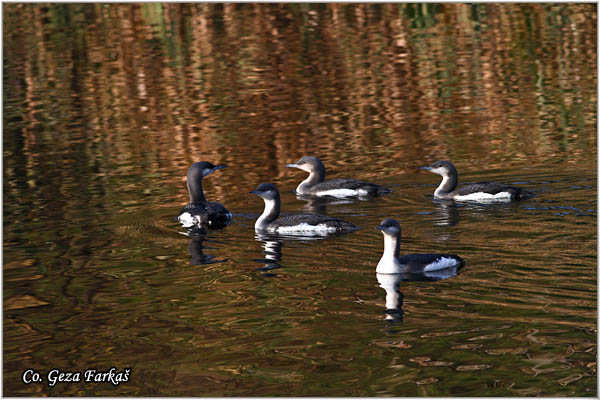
[250,183,280,200]
[188,161,227,181]
[420,160,456,177]
[286,156,324,174]
[187,161,227,203]
[376,218,401,237]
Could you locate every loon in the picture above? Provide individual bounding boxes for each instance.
[250,183,358,236]
[420,160,525,202]
[376,218,464,274]
[286,156,389,197]
[177,161,232,229]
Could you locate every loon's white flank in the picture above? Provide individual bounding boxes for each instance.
[271,223,339,236]
[422,256,461,271]
[453,191,513,202]
[178,212,196,228]
[315,188,369,198]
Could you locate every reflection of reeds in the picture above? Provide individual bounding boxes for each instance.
[4,3,597,210]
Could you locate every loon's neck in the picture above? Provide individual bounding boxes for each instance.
[384,234,401,259]
[376,233,402,273]
[255,196,281,230]
[296,168,325,194]
[188,177,207,203]
[434,172,458,198]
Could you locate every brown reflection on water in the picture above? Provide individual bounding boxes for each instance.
[4,4,596,183]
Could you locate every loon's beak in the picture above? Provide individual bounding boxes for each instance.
[285,163,299,169]
[249,189,260,195]
[376,225,385,231]
[419,166,433,171]
[203,164,228,177]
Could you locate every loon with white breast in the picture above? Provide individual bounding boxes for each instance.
[177,161,232,229]
[250,183,358,236]
[286,156,389,197]
[420,160,525,202]
[376,218,463,274]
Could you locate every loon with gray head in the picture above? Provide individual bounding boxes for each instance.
[286,156,390,197]
[250,183,358,236]
[420,160,525,202]
[376,218,464,274]
[177,161,232,229]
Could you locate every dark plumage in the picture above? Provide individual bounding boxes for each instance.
[395,253,463,272]
[286,156,389,197]
[267,212,357,231]
[454,181,522,198]
[178,201,231,228]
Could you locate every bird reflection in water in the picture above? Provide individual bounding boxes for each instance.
[183,225,227,266]
[428,190,528,228]
[252,233,284,277]
[295,193,355,214]
[431,198,461,227]
[377,266,461,323]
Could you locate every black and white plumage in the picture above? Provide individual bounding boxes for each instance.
[420,160,525,202]
[177,161,232,229]
[376,218,464,274]
[286,156,389,197]
[250,183,358,236]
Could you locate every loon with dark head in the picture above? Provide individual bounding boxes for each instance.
[286,156,389,197]
[177,161,232,229]
[420,160,525,202]
[250,183,358,236]
[376,218,463,274]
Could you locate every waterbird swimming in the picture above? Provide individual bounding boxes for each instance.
[286,156,390,197]
[177,161,232,229]
[250,183,358,236]
[376,218,464,274]
[420,160,525,202]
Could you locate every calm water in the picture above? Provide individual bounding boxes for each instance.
[3,3,597,396]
